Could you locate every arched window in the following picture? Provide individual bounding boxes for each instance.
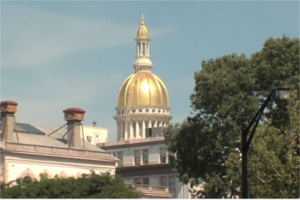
[23,175,33,184]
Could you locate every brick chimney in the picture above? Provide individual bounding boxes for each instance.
[63,108,86,149]
[0,101,19,142]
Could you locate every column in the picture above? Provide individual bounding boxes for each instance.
[159,121,163,127]
[124,122,128,140]
[154,121,157,128]
[136,121,140,138]
[142,121,146,138]
[148,43,150,57]
[146,42,149,56]
[148,121,152,128]
[117,123,120,141]
[139,43,142,55]
[120,122,124,140]
[130,122,134,139]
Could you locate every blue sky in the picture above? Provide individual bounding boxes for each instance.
[1,1,299,141]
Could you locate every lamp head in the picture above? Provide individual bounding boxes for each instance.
[276,85,291,100]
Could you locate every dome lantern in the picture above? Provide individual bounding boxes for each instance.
[134,15,153,73]
[136,14,149,40]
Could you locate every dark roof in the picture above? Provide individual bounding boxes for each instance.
[1,122,104,152]
[15,123,45,135]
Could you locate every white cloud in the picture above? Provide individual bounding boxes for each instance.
[1,4,172,69]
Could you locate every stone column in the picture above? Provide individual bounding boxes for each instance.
[154,121,157,128]
[125,122,128,140]
[142,121,146,138]
[164,122,167,127]
[148,121,152,129]
[120,122,124,140]
[159,121,163,127]
[136,121,140,138]
[117,123,120,141]
[130,122,134,139]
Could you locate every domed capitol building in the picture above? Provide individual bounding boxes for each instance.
[99,15,189,198]
[0,15,189,199]
[114,14,172,141]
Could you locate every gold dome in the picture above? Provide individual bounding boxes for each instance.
[136,14,149,39]
[117,72,169,107]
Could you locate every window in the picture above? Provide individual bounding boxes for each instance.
[95,135,99,143]
[134,150,141,165]
[142,149,149,164]
[143,177,149,185]
[146,128,152,137]
[134,178,141,185]
[160,176,167,186]
[160,148,167,163]
[117,151,123,167]
[169,176,176,194]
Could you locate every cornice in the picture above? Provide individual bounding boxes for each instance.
[116,105,171,111]
[113,114,173,122]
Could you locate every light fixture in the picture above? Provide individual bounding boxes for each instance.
[277,85,291,100]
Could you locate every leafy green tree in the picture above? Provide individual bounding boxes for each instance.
[165,36,299,198]
[0,172,141,198]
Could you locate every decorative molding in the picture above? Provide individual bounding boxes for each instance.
[116,105,171,111]
[56,171,68,178]
[4,160,9,183]
[43,169,53,178]
[100,138,165,149]
[2,141,117,163]
[114,114,173,122]
[75,172,82,179]
[19,168,39,180]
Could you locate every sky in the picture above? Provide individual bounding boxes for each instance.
[1,1,299,142]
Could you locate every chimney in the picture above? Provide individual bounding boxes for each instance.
[0,101,19,142]
[92,120,97,127]
[63,107,86,149]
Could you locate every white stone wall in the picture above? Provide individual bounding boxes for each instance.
[4,153,116,183]
[105,142,189,199]
[80,126,108,145]
[108,143,166,166]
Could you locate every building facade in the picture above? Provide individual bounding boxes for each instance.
[99,15,190,199]
[0,101,117,184]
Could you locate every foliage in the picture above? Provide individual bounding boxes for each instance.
[165,36,299,198]
[0,172,141,198]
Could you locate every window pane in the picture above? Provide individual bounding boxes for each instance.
[117,151,123,166]
[160,148,167,163]
[143,150,149,164]
[135,150,141,165]
[134,178,141,185]
[169,176,176,194]
[143,177,149,185]
[160,176,167,186]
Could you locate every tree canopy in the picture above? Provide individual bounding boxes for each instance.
[165,36,299,198]
[0,172,141,198]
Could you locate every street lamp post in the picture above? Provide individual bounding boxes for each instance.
[241,85,291,199]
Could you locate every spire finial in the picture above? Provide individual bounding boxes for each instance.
[141,14,145,25]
